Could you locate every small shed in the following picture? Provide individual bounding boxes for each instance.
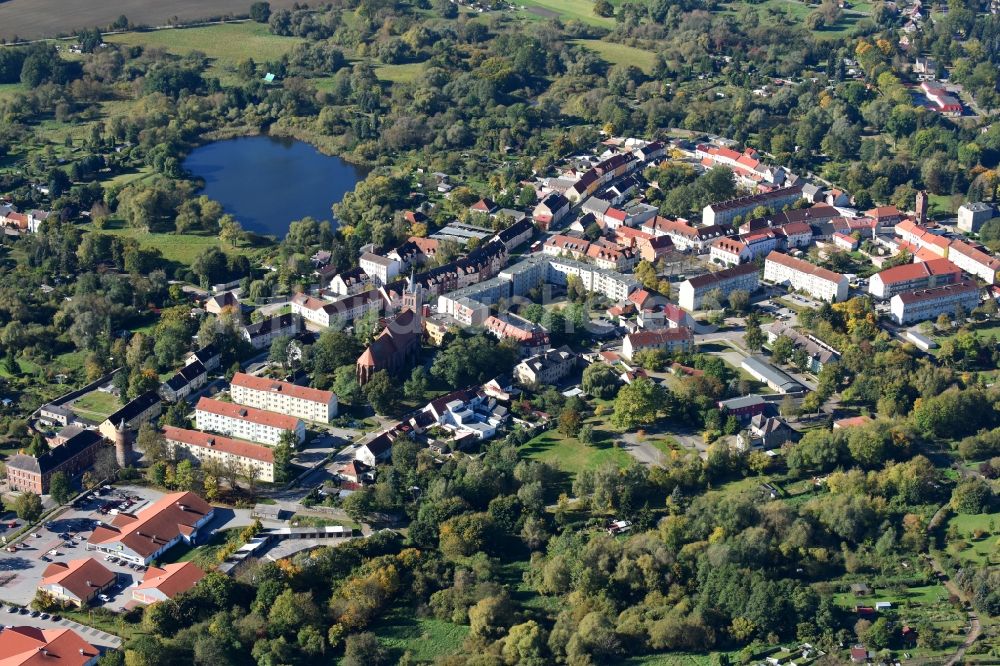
[851,582,872,597]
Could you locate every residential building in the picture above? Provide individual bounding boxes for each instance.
[0,626,100,666]
[586,242,636,271]
[496,217,536,250]
[546,257,640,301]
[195,397,305,445]
[514,346,577,385]
[39,403,74,427]
[6,429,104,494]
[678,263,760,311]
[736,414,797,450]
[205,291,240,315]
[98,391,162,441]
[291,290,383,328]
[894,220,951,258]
[159,360,207,403]
[359,252,400,286]
[544,234,591,260]
[832,232,859,251]
[889,281,981,324]
[483,313,549,354]
[866,205,903,229]
[423,388,507,441]
[765,321,840,373]
[187,344,221,372]
[356,431,393,466]
[87,491,215,565]
[702,185,803,226]
[695,143,786,187]
[241,313,302,350]
[948,239,1000,285]
[634,140,666,162]
[636,234,675,263]
[131,562,206,604]
[740,356,802,394]
[163,426,275,483]
[710,238,751,266]
[869,258,962,299]
[622,327,694,361]
[763,251,849,302]
[328,267,371,296]
[641,216,732,252]
[230,372,337,423]
[470,198,498,214]
[39,558,116,607]
[957,202,994,233]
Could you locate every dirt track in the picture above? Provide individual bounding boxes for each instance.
[0,0,301,41]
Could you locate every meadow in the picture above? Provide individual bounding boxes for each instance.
[83,220,225,266]
[572,39,658,75]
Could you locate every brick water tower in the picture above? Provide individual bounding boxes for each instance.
[114,420,133,468]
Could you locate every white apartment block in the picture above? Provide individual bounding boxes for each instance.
[948,239,1000,285]
[359,252,401,286]
[763,251,848,302]
[194,397,305,445]
[230,372,337,423]
[513,347,577,385]
[291,290,382,328]
[163,426,275,483]
[678,263,759,311]
[890,281,981,325]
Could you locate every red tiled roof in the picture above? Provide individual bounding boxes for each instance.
[949,239,1000,270]
[231,372,334,405]
[0,627,99,666]
[88,491,213,560]
[163,426,275,463]
[765,251,845,284]
[874,258,960,286]
[134,562,205,600]
[625,327,693,346]
[40,558,115,602]
[195,397,301,431]
[895,280,979,304]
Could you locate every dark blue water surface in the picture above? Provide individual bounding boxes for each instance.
[183,135,370,237]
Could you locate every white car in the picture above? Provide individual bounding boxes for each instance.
[98,594,111,603]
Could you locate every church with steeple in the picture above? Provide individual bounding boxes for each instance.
[356,271,423,385]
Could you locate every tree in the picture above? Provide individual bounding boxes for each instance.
[612,378,668,430]
[594,0,614,16]
[332,365,362,404]
[48,472,72,505]
[342,632,387,666]
[363,370,402,415]
[174,460,198,492]
[250,1,271,22]
[273,430,297,483]
[26,433,48,457]
[136,424,167,462]
[403,366,429,401]
[582,363,619,399]
[578,425,594,445]
[558,407,582,437]
[951,477,993,514]
[728,289,750,313]
[14,492,43,523]
[268,336,294,368]
[743,312,764,352]
[770,335,794,365]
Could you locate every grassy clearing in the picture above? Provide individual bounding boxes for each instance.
[833,584,950,609]
[83,221,223,265]
[947,511,1000,566]
[571,39,658,74]
[106,23,303,83]
[370,607,469,662]
[70,391,122,421]
[519,428,631,477]
[374,62,426,84]
[519,0,616,26]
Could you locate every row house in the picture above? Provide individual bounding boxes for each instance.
[164,426,275,483]
[159,360,207,403]
[533,192,571,229]
[739,205,839,235]
[695,143,786,187]
[586,242,637,271]
[702,184,803,227]
[328,267,371,296]
[291,290,383,328]
[495,217,536,250]
[544,234,591,260]
[890,281,981,325]
[678,263,760,311]
[868,258,962,299]
[642,216,733,253]
[710,238,751,266]
[866,205,903,229]
[230,372,337,423]
[483,313,549,356]
[194,397,305,445]
[948,239,1000,285]
[763,251,849,302]
[894,220,950,258]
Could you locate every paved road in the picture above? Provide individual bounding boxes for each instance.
[0,611,122,649]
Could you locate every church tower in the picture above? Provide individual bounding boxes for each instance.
[402,269,422,315]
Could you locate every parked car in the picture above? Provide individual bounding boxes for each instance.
[98,594,111,603]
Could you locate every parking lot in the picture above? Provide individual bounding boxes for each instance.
[0,485,167,610]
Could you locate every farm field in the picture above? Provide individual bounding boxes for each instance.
[0,1,300,41]
[572,39,658,74]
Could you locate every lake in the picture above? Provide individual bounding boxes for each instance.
[182,135,370,238]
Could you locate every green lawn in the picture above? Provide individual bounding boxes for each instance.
[519,428,631,477]
[70,391,122,422]
[84,222,223,266]
[368,607,469,662]
[833,584,950,609]
[571,39,658,74]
